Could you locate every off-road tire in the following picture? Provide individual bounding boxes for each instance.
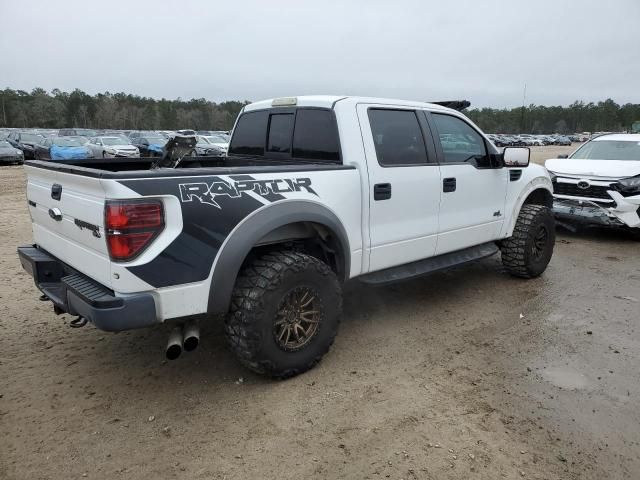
[225,250,342,379]
[500,204,555,278]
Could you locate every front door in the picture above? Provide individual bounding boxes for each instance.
[427,112,507,255]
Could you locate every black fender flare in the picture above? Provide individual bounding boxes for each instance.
[207,200,350,314]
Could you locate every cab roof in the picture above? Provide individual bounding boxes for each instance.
[243,95,456,114]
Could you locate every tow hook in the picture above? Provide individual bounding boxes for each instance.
[69,316,88,328]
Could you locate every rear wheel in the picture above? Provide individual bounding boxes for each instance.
[500,204,555,278]
[225,250,342,379]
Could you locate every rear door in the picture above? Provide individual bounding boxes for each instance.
[26,165,112,287]
[426,112,507,255]
[357,104,442,272]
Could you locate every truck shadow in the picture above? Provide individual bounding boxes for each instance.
[73,254,533,396]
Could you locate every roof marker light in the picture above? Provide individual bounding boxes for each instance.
[272,97,297,107]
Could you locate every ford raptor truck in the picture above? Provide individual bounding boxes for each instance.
[18,96,555,378]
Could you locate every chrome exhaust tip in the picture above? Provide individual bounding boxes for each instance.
[183,321,200,352]
[166,326,183,360]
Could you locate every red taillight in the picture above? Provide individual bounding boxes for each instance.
[105,200,164,261]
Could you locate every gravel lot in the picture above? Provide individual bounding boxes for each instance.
[2,147,639,479]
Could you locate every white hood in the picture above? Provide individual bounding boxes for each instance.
[545,158,640,180]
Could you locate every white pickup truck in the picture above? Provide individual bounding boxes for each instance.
[18,95,555,378]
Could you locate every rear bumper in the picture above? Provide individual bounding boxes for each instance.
[18,245,158,332]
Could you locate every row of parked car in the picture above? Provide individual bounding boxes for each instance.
[0,126,617,166]
[0,128,230,163]
[486,133,586,147]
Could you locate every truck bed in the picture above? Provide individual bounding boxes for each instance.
[24,156,352,179]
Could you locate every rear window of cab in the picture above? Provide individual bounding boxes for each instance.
[229,108,341,163]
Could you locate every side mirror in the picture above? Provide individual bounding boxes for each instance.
[503,147,530,167]
[557,154,568,159]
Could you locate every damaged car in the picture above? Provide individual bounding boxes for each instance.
[545,133,640,239]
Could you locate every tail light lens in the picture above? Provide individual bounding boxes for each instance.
[105,200,164,261]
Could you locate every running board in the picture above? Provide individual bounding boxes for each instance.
[359,242,499,285]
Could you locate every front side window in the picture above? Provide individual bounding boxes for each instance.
[228,110,268,156]
[431,114,489,167]
[367,109,429,166]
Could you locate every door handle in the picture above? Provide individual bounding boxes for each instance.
[51,183,62,200]
[443,177,456,193]
[373,183,392,201]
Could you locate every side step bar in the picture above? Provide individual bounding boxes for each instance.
[359,242,499,286]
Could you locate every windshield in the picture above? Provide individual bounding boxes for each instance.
[197,136,210,144]
[22,133,44,143]
[145,137,167,145]
[206,134,229,143]
[102,137,129,145]
[571,140,640,161]
[75,129,97,136]
[53,138,84,147]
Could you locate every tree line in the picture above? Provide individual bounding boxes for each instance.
[0,88,248,131]
[466,99,640,134]
[1,88,639,134]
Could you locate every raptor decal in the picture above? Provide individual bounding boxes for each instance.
[179,177,317,208]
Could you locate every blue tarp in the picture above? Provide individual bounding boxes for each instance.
[50,145,91,160]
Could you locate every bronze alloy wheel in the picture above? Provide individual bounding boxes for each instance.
[274,287,321,351]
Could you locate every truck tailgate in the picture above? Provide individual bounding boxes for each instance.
[25,165,113,289]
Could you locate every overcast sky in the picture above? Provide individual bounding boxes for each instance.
[1,0,639,108]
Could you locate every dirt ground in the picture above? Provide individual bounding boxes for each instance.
[528,145,574,166]
[2,146,639,480]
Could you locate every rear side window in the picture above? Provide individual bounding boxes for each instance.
[292,109,340,161]
[367,109,429,166]
[267,113,294,153]
[228,110,268,156]
[431,114,490,167]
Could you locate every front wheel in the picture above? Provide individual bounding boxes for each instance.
[499,204,555,278]
[225,251,342,379]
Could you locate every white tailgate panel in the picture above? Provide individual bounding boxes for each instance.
[25,165,112,287]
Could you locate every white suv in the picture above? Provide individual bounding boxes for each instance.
[545,133,640,239]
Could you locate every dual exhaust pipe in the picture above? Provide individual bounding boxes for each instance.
[166,321,200,360]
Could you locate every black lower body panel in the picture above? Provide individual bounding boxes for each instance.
[18,245,158,332]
